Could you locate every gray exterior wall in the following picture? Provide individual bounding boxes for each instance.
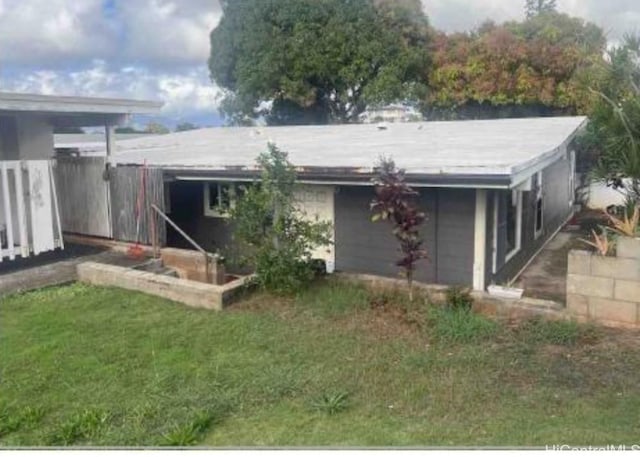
[167,181,476,285]
[335,187,475,286]
[492,153,574,284]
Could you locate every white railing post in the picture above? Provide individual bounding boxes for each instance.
[1,162,15,260]
[49,160,64,250]
[14,162,29,258]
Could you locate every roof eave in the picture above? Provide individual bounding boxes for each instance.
[158,167,513,189]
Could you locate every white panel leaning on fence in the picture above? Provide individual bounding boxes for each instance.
[0,160,63,262]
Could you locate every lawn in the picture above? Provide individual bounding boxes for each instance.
[1,279,640,447]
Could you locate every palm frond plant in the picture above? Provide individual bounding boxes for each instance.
[579,228,615,256]
[604,205,640,237]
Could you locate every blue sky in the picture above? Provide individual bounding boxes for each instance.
[0,0,638,127]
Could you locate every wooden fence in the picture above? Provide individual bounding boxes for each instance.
[55,157,112,238]
[55,158,166,247]
[110,165,166,246]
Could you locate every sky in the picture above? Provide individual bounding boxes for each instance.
[0,0,638,127]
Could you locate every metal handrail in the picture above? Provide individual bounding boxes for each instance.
[150,203,214,281]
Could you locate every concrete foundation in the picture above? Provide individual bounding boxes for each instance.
[337,273,568,322]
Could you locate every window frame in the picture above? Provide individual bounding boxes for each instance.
[203,182,236,218]
[534,172,544,240]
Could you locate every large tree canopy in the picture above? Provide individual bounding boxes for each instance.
[426,12,606,119]
[209,0,431,125]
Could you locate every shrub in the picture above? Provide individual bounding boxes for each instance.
[371,158,428,302]
[230,144,333,295]
[444,286,474,311]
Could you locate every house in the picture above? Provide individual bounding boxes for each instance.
[54,132,160,157]
[0,92,161,262]
[358,103,422,123]
[101,116,585,291]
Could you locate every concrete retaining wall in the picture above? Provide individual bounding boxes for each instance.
[567,237,640,328]
[160,248,225,285]
[77,262,251,311]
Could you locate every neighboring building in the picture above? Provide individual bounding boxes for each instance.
[94,116,585,291]
[54,133,159,156]
[359,104,422,123]
[0,92,161,262]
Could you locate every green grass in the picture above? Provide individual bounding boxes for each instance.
[1,280,640,447]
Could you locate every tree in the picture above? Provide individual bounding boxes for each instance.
[175,122,199,132]
[144,122,170,134]
[229,144,333,294]
[581,34,640,204]
[209,0,431,125]
[426,13,606,119]
[525,0,557,19]
[115,126,143,134]
[370,158,428,301]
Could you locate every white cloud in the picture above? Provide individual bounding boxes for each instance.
[118,0,221,66]
[0,0,116,65]
[1,61,220,117]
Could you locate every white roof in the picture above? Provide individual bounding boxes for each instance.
[54,133,161,153]
[0,92,162,114]
[112,116,586,184]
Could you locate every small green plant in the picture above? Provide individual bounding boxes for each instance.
[311,391,350,415]
[0,406,46,437]
[0,410,22,437]
[161,410,217,447]
[429,307,498,344]
[161,424,199,447]
[20,406,45,426]
[445,286,474,311]
[48,409,111,445]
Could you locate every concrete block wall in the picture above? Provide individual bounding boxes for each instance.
[567,238,640,327]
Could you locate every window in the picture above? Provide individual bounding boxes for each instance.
[534,172,543,239]
[204,182,235,218]
[506,190,523,261]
